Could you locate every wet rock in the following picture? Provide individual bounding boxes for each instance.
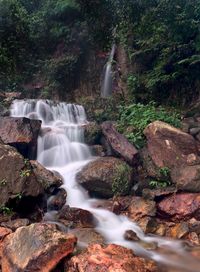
[171,165,200,192]
[101,121,139,166]
[167,222,189,239]
[58,205,95,228]
[144,121,198,169]
[77,157,133,198]
[0,143,44,206]
[70,228,104,246]
[154,223,166,236]
[67,244,158,272]
[127,197,156,221]
[30,160,63,191]
[157,193,200,221]
[0,218,30,231]
[48,188,67,211]
[188,218,200,234]
[1,223,77,272]
[124,230,140,241]
[0,117,41,159]
[84,122,101,145]
[187,232,200,245]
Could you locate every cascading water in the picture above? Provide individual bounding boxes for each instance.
[11,99,200,272]
[101,44,116,97]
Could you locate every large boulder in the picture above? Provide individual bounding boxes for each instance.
[76,157,133,198]
[0,143,62,207]
[101,121,139,166]
[0,143,43,206]
[144,121,198,169]
[157,193,200,221]
[1,223,77,272]
[0,117,41,159]
[67,244,158,272]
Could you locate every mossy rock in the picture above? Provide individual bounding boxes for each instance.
[76,157,133,198]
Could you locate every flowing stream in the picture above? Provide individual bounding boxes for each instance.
[11,99,200,272]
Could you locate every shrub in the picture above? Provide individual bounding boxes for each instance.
[117,102,181,148]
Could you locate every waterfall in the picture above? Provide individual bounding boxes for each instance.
[10,99,200,272]
[101,44,116,97]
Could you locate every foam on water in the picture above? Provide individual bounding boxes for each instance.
[10,99,200,272]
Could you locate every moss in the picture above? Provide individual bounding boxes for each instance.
[112,163,132,196]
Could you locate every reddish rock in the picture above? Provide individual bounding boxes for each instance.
[77,157,133,198]
[127,197,156,221]
[101,121,139,166]
[157,193,200,221]
[0,117,41,159]
[67,244,158,272]
[0,227,12,260]
[58,205,95,228]
[0,227,12,240]
[144,121,198,169]
[1,223,77,272]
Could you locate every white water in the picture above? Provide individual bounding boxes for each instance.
[101,44,116,97]
[11,99,200,272]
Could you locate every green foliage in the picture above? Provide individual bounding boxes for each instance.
[20,169,31,178]
[0,205,13,215]
[149,180,171,189]
[150,166,171,188]
[117,102,181,148]
[159,167,170,178]
[45,54,79,92]
[112,163,131,196]
[14,192,23,200]
[0,0,29,85]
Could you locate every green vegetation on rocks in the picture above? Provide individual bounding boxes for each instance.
[112,163,132,196]
[117,102,181,148]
